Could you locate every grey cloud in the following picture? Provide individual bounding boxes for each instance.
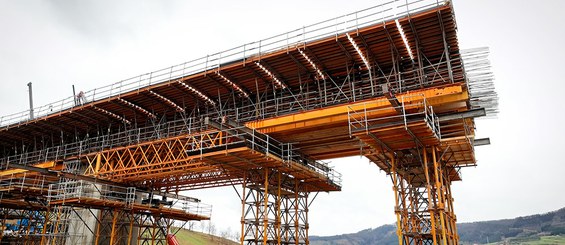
[44,0,175,44]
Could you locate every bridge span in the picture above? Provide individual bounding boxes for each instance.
[0,1,497,244]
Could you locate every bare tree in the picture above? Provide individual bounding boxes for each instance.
[233,231,241,242]
[200,221,207,233]
[220,227,232,241]
[207,222,217,241]
[187,221,195,231]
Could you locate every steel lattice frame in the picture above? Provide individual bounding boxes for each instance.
[390,146,459,245]
[240,169,310,245]
[0,2,498,245]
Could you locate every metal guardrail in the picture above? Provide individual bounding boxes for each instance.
[0,0,448,128]
[0,51,475,187]
[0,50,465,174]
[1,117,342,187]
[47,180,213,217]
[246,127,342,186]
[0,173,51,194]
[231,58,463,123]
[47,180,134,205]
[347,94,441,139]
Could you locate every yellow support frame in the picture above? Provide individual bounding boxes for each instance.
[82,130,233,182]
[0,161,55,176]
[246,85,466,133]
[240,169,310,245]
[390,146,459,245]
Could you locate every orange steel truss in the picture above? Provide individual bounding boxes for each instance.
[246,84,481,245]
[36,207,180,245]
[82,130,227,183]
[80,125,340,193]
[240,169,310,245]
[0,1,497,245]
[389,146,459,245]
[37,179,212,245]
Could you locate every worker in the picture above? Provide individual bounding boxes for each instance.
[76,91,87,105]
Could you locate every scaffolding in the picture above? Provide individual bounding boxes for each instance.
[0,0,453,128]
[240,169,311,245]
[0,173,211,245]
[0,1,497,244]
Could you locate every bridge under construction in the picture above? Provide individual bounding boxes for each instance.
[0,1,497,245]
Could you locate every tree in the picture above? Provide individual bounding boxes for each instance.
[200,221,207,233]
[220,228,231,240]
[233,231,241,242]
[187,221,195,231]
[207,221,217,241]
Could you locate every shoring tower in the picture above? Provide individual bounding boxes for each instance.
[0,1,497,244]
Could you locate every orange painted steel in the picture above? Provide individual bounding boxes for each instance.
[0,2,492,245]
[48,197,209,222]
[388,146,460,245]
[243,85,471,165]
[238,82,477,245]
[240,168,310,245]
[79,128,340,193]
[245,85,465,133]
[0,161,54,176]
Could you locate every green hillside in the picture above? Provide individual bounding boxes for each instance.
[310,207,565,245]
[169,207,565,245]
[171,228,239,245]
[485,235,565,245]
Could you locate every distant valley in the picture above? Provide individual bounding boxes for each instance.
[310,207,565,245]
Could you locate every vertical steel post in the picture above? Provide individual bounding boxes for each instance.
[294,182,299,245]
[72,84,77,106]
[40,208,50,245]
[432,146,448,245]
[109,209,119,245]
[263,168,269,245]
[0,210,7,243]
[240,172,247,245]
[27,82,34,119]
[276,172,282,245]
[127,213,134,245]
[51,206,63,245]
[390,156,404,245]
[304,192,309,245]
[423,147,438,245]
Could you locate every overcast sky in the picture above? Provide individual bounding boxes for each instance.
[1,0,564,237]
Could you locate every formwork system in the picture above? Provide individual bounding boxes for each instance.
[0,1,497,244]
[0,168,213,245]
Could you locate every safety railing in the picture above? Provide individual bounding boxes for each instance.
[0,49,467,170]
[194,126,342,186]
[168,194,213,218]
[47,180,136,207]
[0,117,208,168]
[416,97,441,140]
[0,52,464,169]
[347,94,441,139]
[0,0,448,128]
[209,57,463,123]
[47,180,212,217]
[0,173,52,194]
[1,117,342,187]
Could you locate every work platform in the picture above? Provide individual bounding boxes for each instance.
[0,1,497,244]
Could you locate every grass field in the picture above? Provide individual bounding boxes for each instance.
[171,228,239,245]
[485,235,565,245]
[521,236,565,245]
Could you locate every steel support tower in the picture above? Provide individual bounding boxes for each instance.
[0,1,497,244]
